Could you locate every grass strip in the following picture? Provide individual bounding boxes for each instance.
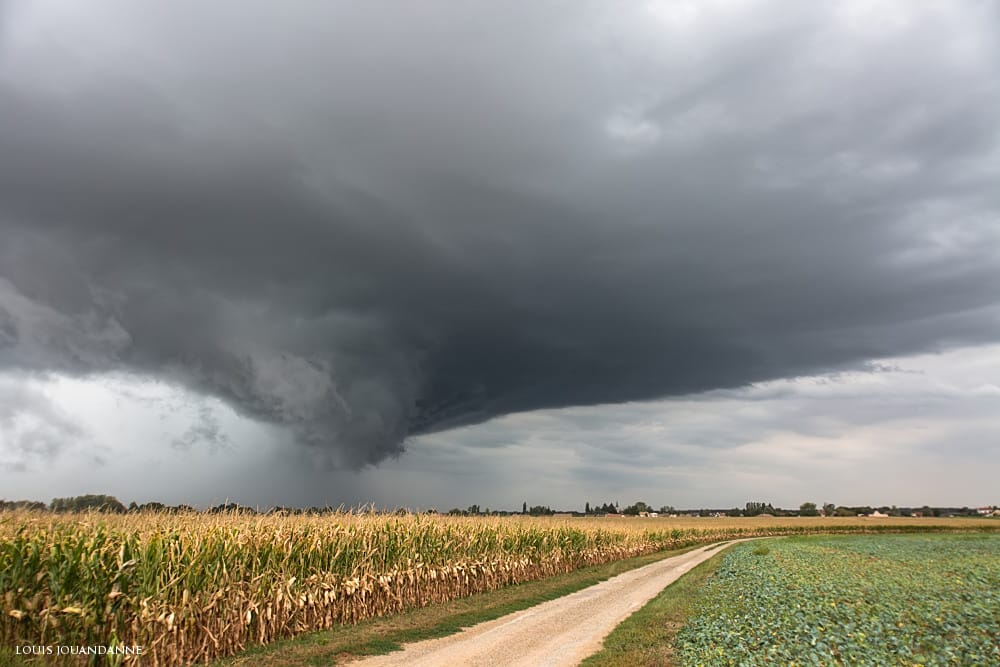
[581,542,740,667]
[208,544,704,667]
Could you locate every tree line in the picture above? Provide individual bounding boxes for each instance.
[1,495,991,518]
[2,496,331,515]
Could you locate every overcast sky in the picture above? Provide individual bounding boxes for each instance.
[1,1,998,509]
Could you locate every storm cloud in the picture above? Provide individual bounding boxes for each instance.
[1,1,999,467]
[0,376,84,472]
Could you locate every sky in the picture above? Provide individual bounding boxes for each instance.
[1,1,998,510]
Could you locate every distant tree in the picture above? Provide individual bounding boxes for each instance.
[0,500,48,512]
[622,501,651,516]
[585,502,591,514]
[208,503,256,515]
[528,505,553,516]
[725,507,742,517]
[659,505,676,514]
[822,503,836,517]
[744,501,775,517]
[799,502,819,517]
[467,504,480,515]
[51,494,126,514]
[522,501,527,515]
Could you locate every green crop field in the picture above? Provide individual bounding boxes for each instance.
[675,534,1000,666]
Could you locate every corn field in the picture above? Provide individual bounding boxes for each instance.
[1,511,997,666]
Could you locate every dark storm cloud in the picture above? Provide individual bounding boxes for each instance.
[1,1,999,466]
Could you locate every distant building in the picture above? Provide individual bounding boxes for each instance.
[605,513,624,518]
[868,510,889,518]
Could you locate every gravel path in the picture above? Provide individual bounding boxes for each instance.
[350,540,741,667]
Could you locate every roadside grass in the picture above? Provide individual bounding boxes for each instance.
[211,544,705,667]
[581,542,743,667]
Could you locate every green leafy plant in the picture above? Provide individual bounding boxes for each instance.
[676,535,1000,666]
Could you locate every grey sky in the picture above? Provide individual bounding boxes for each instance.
[1,1,999,507]
[3,343,998,509]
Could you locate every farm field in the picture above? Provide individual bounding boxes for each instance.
[675,534,1000,666]
[1,512,996,666]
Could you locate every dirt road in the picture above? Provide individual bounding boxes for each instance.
[350,540,741,667]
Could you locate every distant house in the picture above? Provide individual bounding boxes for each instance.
[868,510,889,518]
[976,507,998,516]
[637,511,660,518]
